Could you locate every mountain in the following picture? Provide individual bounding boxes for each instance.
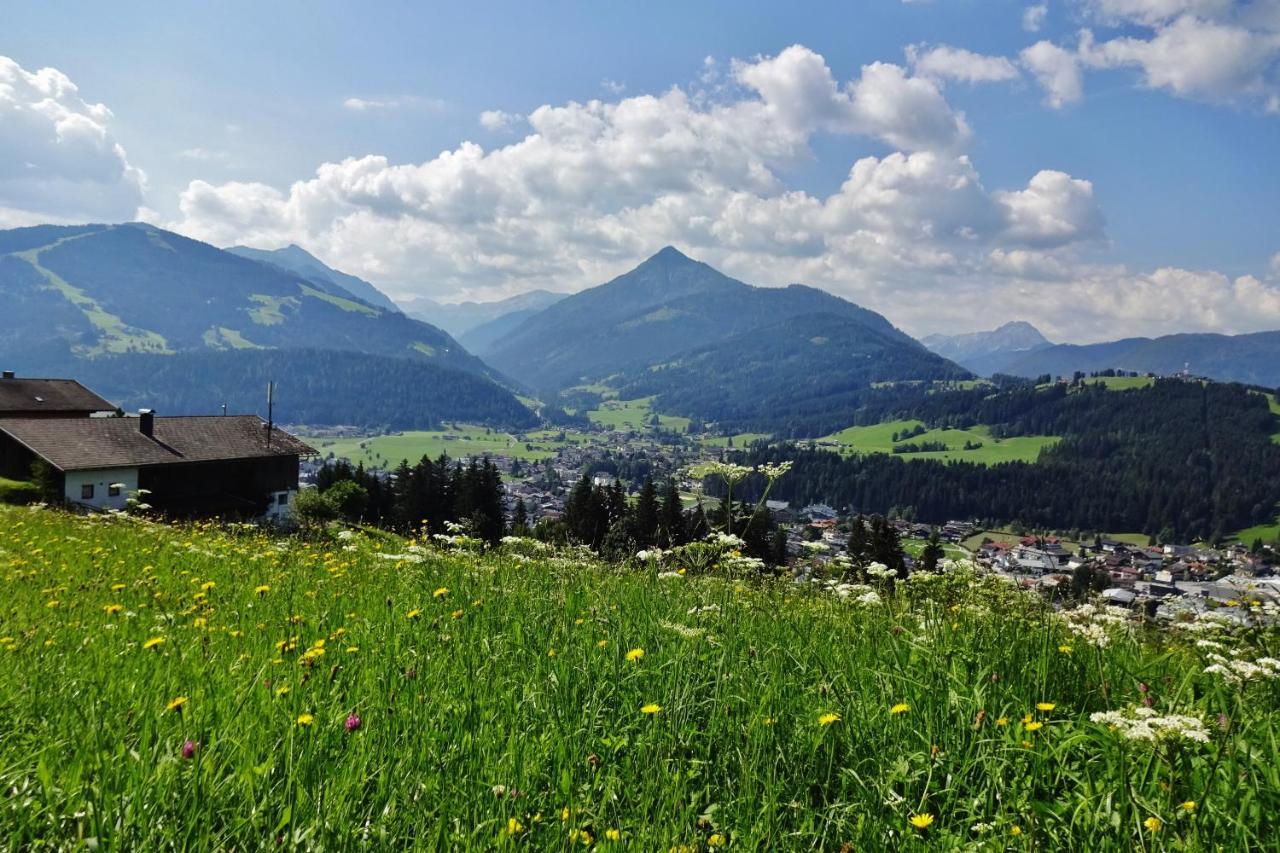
[998,331,1280,388]
[0,222,488,376]
[618,311,971,436]
[55,349,537,430]
[402,289,565,338]
[921,321,1053,376]
[482,246,927,391]
[226,244,400,313]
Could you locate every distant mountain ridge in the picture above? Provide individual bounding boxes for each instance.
[922,321,1053,375]
[998,331,1280,387]
[226,244,401,313]
[481,246,928,391]
[402,290,565,338]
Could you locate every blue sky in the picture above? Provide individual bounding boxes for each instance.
[3,0,1279,340]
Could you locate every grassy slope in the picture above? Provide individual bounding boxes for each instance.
[1081,376,1156,390]
[820,419,1059,464]
[306,426,570,466]
[587,397,691,432]
[2,507,1278,848]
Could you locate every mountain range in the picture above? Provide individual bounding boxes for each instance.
[921,322,1053,376]
[401,290,565,342]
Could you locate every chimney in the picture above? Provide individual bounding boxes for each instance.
[1,371,13,379]
[139,409,155,437]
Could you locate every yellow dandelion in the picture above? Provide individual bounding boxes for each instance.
[1058,644,1073,654]
[165,696,188,712]
[1010,825,1022,836]
[640,702,661,715]
[909,813,935,830]
[111,583,126,591]
[405,609,421,620]
[433,587,449,598]
[818,712,841,726]
[345,645,359,653]
[451,609,464,619]
[625,647,645,662]
[296,713,314,727]
[561,807,571,822]
[104,603,124,615]
[1144,816,1162,833]
[708,832,726,847]
[1181,800,1196,811]
[1025,721,1044,732]
[507,817,524,835]
[996,716,1009,726]
[255,585,270,596]
[1022,713,1034,725]
[605,828,621,841]
[890,702,910,715]
[596,639,607,648]
[1036,702,1056,712]
[275,685,290,697]
[548,647,556,657]
[200,581,216,591]
[142,636,165,650]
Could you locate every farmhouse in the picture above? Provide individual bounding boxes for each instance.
[0,410,314,518]
[0,371,114,418]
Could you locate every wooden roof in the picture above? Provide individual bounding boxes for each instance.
[0,415,315,472]
[0,377,115,414]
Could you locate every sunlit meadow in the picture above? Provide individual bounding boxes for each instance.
[2,504,1278,849]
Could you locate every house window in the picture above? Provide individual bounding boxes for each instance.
[108,484,121,497]
[81,484,95,500]
[277,492,289,506]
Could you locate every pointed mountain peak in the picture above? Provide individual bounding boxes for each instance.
[647,245,696,265]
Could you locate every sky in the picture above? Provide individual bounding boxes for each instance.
[2,0,1280,342]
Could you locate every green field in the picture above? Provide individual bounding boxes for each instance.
[820,419,1059,464]
[587,397,690,432]
[961,529,1151,553]
[699,432,772,448]
[305,426,569,467]
[4,506,1279,847]
[1081,375,1156,390]
[1234,517,1280,545]
[1268,394,1280,445]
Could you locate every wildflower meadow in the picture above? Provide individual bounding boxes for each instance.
[2,504,1278,849]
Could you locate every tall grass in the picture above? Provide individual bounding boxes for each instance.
[1,505,1277,849]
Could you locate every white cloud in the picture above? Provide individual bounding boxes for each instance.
[342,95,445,111]
[0,55,146,222]
[1022,4,1280,110]
[1023,3,1049,32]
[479,109,521,131]
[1020,40,1085,106]
[1269,251,1280,278]
[601,78,626,95]
[163,44,1278,342]
[906,44,1021,83]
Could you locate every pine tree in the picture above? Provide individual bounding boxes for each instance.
[847,516,870,565]
[512,499,529,535]
[659,477,685,547]
[630,476,660,547]
[920,529,944,573]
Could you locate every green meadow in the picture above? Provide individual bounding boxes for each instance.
[304,426,568,467]
[820,420,1060,465]
[3,506,1279,848]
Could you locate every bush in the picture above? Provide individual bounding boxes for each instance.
[0,478,39,505]
[291,487,338,527]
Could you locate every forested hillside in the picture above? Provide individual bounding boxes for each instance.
[737,380,1280,541]
[56,349,538,429]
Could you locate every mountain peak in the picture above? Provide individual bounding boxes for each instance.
[647,245,696,265]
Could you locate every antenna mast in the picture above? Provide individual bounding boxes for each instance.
[266,381,274,448]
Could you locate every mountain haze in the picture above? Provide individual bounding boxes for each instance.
[921,321,1053,376]
[402,290,565,338]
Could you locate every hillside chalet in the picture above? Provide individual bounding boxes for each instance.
[0,411,315,518]
[0,371,115,417]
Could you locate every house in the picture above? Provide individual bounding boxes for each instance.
[0,372,115,418]
[0,410,314,518]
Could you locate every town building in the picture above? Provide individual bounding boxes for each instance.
[0,372,115,418]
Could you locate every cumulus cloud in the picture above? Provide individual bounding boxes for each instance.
[1022,3,1280,109]
[1023,3,1049,32]
[0,55,146,222]
[478,109,521,131]
[906,44,1021,83]
[1021,40,1085,106]
[162,44,1278,341]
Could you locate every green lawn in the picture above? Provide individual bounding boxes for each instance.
[587,397,690,432]
[305,426,569,466]
[960,529,1150,553]
[1234,517,1280,545]
[699,432,772,448]
[819,419,1059,465]
[1081,376,1155,390]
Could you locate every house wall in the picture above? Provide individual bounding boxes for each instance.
[139,456,300,518]
[64,468,137,511]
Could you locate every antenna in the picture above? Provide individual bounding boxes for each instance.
[221,403,227,417]
[266,381,274,448]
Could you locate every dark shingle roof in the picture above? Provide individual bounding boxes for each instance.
[0,378,115,414]
[0,415,315,471]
